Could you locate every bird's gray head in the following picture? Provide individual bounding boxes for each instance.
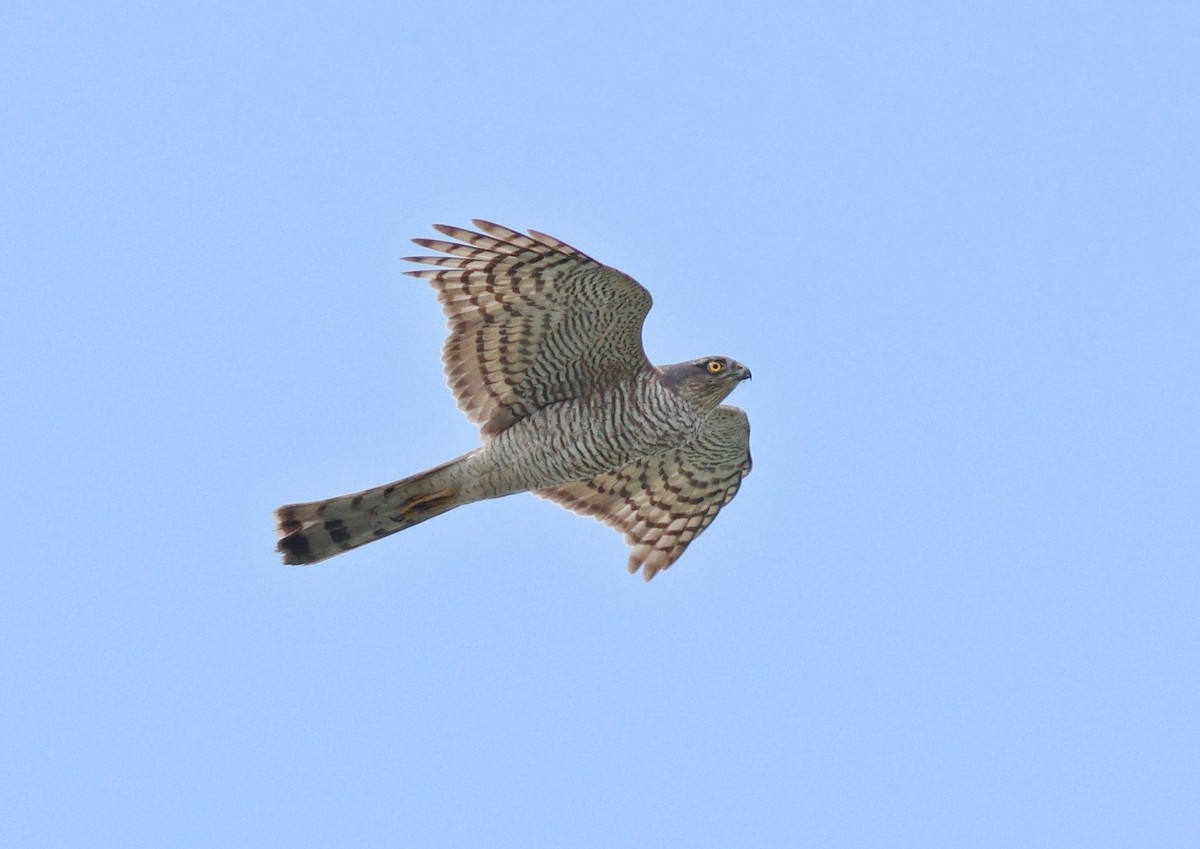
[658,356,752,413]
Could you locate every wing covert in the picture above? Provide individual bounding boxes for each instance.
[536,405,752,580]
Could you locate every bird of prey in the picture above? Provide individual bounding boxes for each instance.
[274,220,752,580]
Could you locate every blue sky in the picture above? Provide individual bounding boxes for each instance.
[3,2,1198,846]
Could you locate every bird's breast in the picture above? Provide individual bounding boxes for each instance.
[468,378,699,496]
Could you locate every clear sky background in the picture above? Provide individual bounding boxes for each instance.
[3,2,1198,846]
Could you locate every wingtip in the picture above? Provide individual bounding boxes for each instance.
[627,554,663,582]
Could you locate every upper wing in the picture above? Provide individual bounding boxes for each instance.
[536,405,752,580]
[404,220,653,438]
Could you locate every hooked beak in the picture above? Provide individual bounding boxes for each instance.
[739,367,752,381]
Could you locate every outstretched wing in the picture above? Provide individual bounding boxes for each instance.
[404,220,653,438]
[536,405,752,580]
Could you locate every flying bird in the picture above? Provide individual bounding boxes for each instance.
[274,220,752,580]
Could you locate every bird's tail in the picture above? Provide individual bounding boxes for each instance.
[274,452,476,565]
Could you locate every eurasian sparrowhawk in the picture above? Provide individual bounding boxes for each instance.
[274,220,752,580]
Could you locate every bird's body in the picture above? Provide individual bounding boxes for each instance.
[477,370,700,495]
[275,220,752,580]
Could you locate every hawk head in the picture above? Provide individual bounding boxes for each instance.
[659,356,752,413]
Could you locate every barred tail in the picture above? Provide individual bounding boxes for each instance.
[273,453,475,565]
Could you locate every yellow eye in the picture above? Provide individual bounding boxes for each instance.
[706,360,724,374]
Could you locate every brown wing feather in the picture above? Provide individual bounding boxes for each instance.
[536,406,752,580]
[404,220,653,438]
